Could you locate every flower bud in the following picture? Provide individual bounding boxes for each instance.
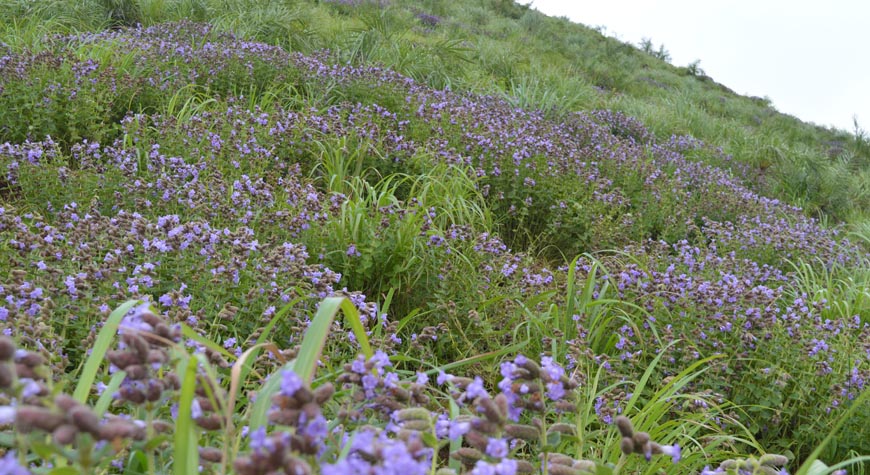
[0,336,15,361]
[396,408,432,422]
[313,382,335,405]
[505,423,540,441]
[195,415,222,431]
[572,460,596,473]
[451,447,484,465]
[759,454,789,467]
[547,464,583,475]
[199,447,223,463]
[547,453,575,466]
[0,365,13,388]
[124,365,148,380]
[519,358,542,378]
[548,423,576,436]
[479,397,506,425]
[54,394,81,412]
[53,424,78,445]
[283,457,311,475]
[15,352,45,367]
[615,416,633,437]
[70,406,101,436]
[400,420,431,432]
[516,460,536,474]
[107,350,140,370]
[16,406,65,433]
[620,437,634,455]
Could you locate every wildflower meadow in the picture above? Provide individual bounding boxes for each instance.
[0,1,868,474]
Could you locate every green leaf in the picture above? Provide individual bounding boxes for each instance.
[595,463,615,475]
[806,460,829,475]
[47,468,79,475]
[73,300,138,403]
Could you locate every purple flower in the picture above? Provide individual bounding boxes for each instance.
[279,369,303,397]
[546,381,566,401]
[660,443,681,463]
[485,437,509,458]
[466,376,489,400]
[0,451,30,475]
[449,420,470,440]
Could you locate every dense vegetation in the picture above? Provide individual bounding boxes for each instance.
[0,1,867,474]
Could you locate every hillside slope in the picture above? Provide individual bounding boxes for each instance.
[0,1,868,474]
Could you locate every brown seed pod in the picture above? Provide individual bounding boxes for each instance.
[195,415,223,431]
[470,418,501,436]
[146,349,168,366]
[464,430,489,452]
[0,336,15,361]
[478,397,506,426]
[199,447,223,463]
[15,406,65,433]
[14,364,37,380]
[0,365,13,388]
[53,424,79,445]
[515,460,536,474]
[519,358,542,378]
[124,365,148,380]
[152,420,173,433]
[122,333,150,361]
[268,408,299,426]
[55,394,82,412]
[283,457,311,475]
[70,406,101,436]
[313,382,335,405]
[106,350,140,370]
[145,380,164,402]
[119,385,146,404]
[98,419,146,441]
[16,352,45,368]
[548,423,576,436]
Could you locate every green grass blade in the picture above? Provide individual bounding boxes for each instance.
[796,388,870,475]
[93,370,126,417]
[248,297,373,431]
[181,324,235,360]
[174,355,200,475]
[73,300,139,403]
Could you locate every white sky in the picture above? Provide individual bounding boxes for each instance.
[529,0,870,134]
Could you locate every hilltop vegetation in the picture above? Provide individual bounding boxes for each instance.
[0,1,867,475]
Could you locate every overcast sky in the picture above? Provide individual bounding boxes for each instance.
[529,0,870,134]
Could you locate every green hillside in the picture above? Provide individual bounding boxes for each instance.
[0,1,867,474]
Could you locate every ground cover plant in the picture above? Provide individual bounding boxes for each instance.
[0,2,868,475]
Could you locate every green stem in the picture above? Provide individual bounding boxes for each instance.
[614,453,627,475]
